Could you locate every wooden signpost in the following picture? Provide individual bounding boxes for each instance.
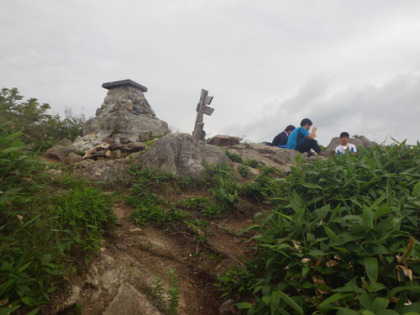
[192,89,214,141]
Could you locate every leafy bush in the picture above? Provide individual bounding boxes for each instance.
[0,126,114,313]
[0,88,85,152]
[244,159,259,169]
[241,167,284,203]
[204,164,241,211]
[219,143,420,314]
[238,165,251,179]
[226,151,243,163]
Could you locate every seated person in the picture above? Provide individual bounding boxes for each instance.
[335,132,357,155]
[272,125,295,147]
[286,118,322,156]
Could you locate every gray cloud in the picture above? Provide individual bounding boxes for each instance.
[1,0,420,145]
[223,73,420,145]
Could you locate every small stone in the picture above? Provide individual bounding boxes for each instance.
[103,137,114,144]
[123,142,146,153]
[116,243,127,250]
[65,152,83,165]
[129,228,144,234]
[120,138,129,144]
[219,299,237,315]
[110,150,122,159]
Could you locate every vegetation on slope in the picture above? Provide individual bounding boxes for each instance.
[218,144,420,314]
[1,87,420,314]
[0,89,114,314]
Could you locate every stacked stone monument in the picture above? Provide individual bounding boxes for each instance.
[73,79,170,153]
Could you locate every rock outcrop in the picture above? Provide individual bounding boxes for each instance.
[226,142,301,173]
[139,133,229,180]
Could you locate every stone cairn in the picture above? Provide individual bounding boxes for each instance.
[95,80,156,118]
[72,79,170,159]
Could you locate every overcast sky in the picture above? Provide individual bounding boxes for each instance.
[2,0,420,145]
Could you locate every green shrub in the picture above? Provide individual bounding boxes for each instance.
[0,88,84,152]
[226,151,242,163]
[219,143,420,314]
[238,165,251,179]
[241,167,284,203]
[203,164,241,211]
[0,126,114,313]
[244,159,259,168]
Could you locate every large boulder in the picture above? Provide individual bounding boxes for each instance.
[325,135,377,156]
[139,133,229,180]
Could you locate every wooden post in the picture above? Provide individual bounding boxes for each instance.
[192,89,214,141]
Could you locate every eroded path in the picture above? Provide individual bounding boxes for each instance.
[47,200,256,315]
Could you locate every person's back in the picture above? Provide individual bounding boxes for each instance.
[272,125,295,147]
[286,127,308,149]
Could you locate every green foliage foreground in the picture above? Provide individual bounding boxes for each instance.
[0,123,115,314]
[219,144,420,314]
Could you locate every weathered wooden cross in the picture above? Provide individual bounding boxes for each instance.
[192,89,214,141]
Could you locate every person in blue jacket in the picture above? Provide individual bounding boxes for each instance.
[286,118,322,156]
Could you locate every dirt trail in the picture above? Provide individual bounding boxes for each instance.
[51,200,256,315]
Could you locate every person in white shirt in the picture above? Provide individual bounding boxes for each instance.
[335,132,357,155]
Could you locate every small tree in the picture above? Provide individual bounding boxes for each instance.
[0,88,85,152]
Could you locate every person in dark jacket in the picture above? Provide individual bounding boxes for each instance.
[272,125,295,147]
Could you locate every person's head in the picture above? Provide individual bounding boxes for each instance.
[284,125,295,133]
[340,132,350,146]
[300,118,312,131]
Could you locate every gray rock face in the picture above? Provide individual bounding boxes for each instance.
[103,283,162,315]
[73,160,132,189]
[325,135,377,156]
[139,133,229,179]
[227,143,300,173]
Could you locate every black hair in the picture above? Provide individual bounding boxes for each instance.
[340,132,350,138]
[300,118,312,126]
[285,125,295,132]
